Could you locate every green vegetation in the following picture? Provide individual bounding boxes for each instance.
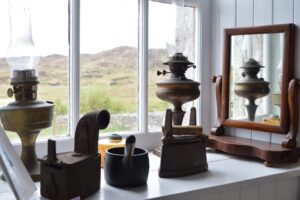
[54,99,68,115]
[0,46,170,139]
[80,86,127,114]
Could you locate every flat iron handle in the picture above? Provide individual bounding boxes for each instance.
[163,109,173,137]
[189,107,197,125]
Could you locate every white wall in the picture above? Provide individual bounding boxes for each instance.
[210,0,300,144]
[163,176,299,200]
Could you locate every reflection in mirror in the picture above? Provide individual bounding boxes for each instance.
[229,33,284,125]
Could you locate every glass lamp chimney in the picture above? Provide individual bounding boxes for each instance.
[6,0,39,83]
[166,0,190,56]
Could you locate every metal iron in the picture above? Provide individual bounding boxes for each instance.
[40,110,110,200]
[159,108,208,178]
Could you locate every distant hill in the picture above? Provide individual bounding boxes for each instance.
[0,46,168,84]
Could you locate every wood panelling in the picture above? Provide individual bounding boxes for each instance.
[275,177,299,200]
[253,0,273,25]
[211,0,220,127]
[236,0,254,27]
[219,190,239,200]
[294,0,300,145]
[259,181,276,200]
[241,185,259,200]
[219,0,236,75]
[198,0,212,134]
[198,194,220,200]
[273,0,294,23]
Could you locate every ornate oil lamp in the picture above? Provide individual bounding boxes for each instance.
[234,58,270,121]
[0,0,54,181]
[156,52,200,125]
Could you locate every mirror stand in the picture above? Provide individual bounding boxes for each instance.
[209,77,300,167]
[282,79,300,148]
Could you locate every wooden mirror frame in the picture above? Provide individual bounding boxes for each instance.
[209,24,299,166]
[221,23,295,134]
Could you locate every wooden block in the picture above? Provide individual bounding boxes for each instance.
[162,126,203,136]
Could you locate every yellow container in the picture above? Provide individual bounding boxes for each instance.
[98,134,125,168]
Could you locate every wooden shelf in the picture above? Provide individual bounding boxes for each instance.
[208,135,300,166]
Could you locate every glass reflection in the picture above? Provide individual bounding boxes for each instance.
[229,33,284,125]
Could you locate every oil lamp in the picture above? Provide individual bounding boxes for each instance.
[234,58,270,121]
[0,0,54,181]
[156,53,200,125]
[156,0,199,125]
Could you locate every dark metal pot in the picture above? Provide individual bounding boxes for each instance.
[104,147,149,187]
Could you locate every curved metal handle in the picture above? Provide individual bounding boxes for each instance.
[187,64,196,69]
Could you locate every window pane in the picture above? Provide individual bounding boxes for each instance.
[80,0,138,133]
[148,1,196,130]
[0,0,69,141]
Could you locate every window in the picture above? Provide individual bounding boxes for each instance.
[0,0,200,143]
[80,0,139,133]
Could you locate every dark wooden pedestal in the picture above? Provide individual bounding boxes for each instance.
[209,77,300,167]
[208,135,299,166]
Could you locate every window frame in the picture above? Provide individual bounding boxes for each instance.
[70,0,202,137]
[11,0,203,155]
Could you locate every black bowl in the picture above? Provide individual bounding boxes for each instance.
[104,147,149,187]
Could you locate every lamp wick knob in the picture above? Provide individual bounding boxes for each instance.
[7,88,14,97]
[157,70,170,76]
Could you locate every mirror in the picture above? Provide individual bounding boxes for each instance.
[229,33,283,124]
[221,24,295,134]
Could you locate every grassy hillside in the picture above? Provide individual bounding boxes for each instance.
[0,46,170,135]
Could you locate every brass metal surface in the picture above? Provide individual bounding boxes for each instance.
[0,77,53,181]
[156,53,200,125]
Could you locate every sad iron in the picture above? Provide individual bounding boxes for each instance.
[159,107,208,178]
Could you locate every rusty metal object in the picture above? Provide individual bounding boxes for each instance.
[159,108,208,178]
[0,69,53,181]
[234,59,270,121]
[156,53,200,125]
[40,110,110,200]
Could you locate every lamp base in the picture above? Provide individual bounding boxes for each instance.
[18,132,41,182]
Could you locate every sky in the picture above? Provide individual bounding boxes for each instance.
[0,0,182,58]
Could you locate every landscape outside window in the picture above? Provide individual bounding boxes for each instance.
[0,0,197,139]
[0,0,69,141]
[80,0,196,133]
[80,0,139,133]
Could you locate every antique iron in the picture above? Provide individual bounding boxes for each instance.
[156,52,200,125]
[40,110,110,200]
[159,108,208,178]
[234,58,270,121]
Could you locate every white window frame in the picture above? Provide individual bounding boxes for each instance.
[12,0,204,156]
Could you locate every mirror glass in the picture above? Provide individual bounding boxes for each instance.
[229,33,284,125]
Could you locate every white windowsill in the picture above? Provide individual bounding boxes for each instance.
[11,131,163,158]
[1,149,300,200]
